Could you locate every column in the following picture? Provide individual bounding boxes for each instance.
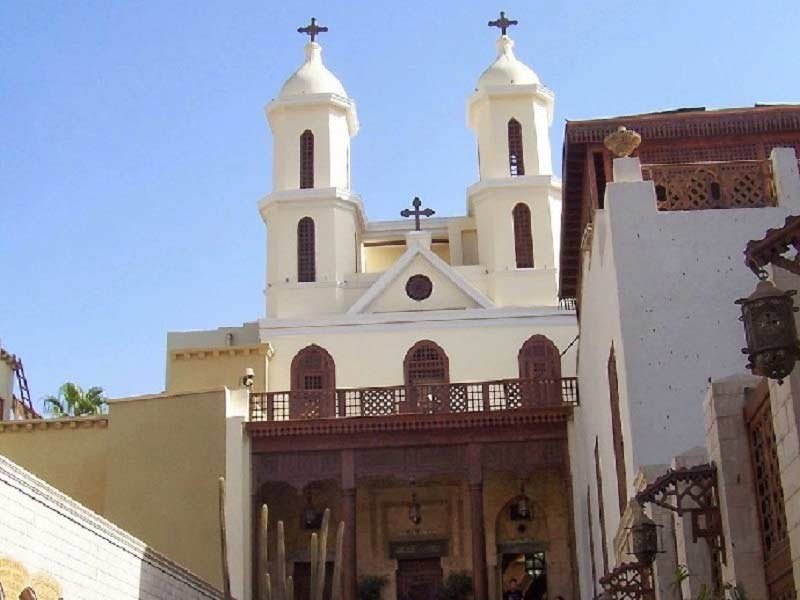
[341,449,358,600]
[467,444,488,600]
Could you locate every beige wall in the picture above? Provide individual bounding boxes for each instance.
[104,389,227,588]
[0,418,109,513]
[167,344,270,393]
[0,388,230,589]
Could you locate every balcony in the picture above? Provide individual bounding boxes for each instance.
[642,159,776,211]
[249,377,578,422]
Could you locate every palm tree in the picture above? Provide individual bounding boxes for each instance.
[43,382,108,417]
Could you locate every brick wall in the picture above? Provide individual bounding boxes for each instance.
[0,455,223,599]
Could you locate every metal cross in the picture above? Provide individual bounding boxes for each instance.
[400,197,435,231]
[297,17,328,42]
[488,11,518,35]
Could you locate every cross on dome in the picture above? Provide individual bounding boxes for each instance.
[297,17,328,42]
[400,197,436,231]
[488,11,518,36]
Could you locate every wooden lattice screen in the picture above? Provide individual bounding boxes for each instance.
[608,346,628,516]
[297,216,316,282]
[404,341,449,386]
[745,384,796,599]
[300,129,314,189]
[513,203,534,268]
[508,118,525,176]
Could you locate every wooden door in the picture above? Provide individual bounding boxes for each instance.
[396,558,442,600]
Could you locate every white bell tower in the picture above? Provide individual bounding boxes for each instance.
[259,20,364,318]
[466,14,561,306]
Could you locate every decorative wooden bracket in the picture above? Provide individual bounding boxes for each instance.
[635,463,725,563]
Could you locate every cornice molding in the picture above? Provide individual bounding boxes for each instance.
[171,343,273,361]
[0,416,108,433]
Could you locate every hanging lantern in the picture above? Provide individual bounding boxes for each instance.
[736,279,800,383]
[302,488,321,529]
[408,477,422,525]
[629,502,659,567]
[408,492,422,525]
[511,482,532,521]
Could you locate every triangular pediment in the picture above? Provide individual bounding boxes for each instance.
[348,246,493,314]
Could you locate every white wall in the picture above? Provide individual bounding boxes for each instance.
[0,455,222,600]
[572,149,800,596]
[261,309,578,390]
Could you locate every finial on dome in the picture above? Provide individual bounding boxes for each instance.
[297,17,328,43]
[488,11,518,36]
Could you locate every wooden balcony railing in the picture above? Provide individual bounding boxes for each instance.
[642,159,776,211]
[249,377,578,422]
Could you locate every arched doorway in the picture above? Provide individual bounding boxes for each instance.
[496,495,550,600]
[290,345,336,418]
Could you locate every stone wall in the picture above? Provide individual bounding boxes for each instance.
[0,454,223,599]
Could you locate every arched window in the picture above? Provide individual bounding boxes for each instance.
[300,129,314,189]
[290,344,335,418]
[518,335,561,407]
[508,118,525,176]
[404,340,450,386]
[404,340,449,413]
[297,217,316,282]
[608,345,628,515]
[513,203,534,268]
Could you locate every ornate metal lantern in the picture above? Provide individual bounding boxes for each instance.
[629,502,659,567]
[736,279,800,383]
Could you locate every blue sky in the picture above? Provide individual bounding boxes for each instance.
[2,1,799,411]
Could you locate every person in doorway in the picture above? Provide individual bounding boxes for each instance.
[505,578,524,600]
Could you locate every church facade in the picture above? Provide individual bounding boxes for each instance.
[168,16,580,600]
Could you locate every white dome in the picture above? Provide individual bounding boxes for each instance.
[477,36,539,91]
[279,42,347,99]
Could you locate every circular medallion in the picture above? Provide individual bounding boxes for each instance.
[406,274,433,301]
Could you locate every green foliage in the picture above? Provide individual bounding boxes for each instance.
[43,382,107,417]
[358,575,388,600]
[670,566,747,600]
[437,571,473,600]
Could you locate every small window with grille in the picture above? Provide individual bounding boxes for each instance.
[300,129,314,189]
[508,118,525,176]
[297,217,316,282]
[404,340,449,385]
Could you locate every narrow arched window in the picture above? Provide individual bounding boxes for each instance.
[297,217,316,282]
[300,129,314,189]
[508,118,525,176]
[513,203,534,268]
[290,344,335,419]
[608,345,628,515]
